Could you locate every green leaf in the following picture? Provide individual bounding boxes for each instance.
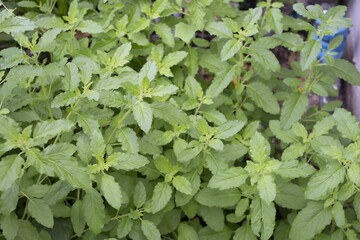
[269,120,299,144]
[63,62,80,92]
[248,46,280,72]
[178,223,199,240]
[100,174,122,210]
[206,66,235,98]
[70,200,85,236]
[151,101,189,125]
[112,42,132,68]
[305,163,345,200]
[293,3,318,19]
[280,93,308,130]
[250,196,276,240]
[328,59,360,85]
[215,120,245,139]
[249,132,270,163]
[154,23,174,47]
[141,220,161,240]
[331,202,346,228]
[328,35,344,51]
[173,175,192,195]
[247,82,280,114]
[0,154,24,191]
[258,175,276,203]
[205,22,233,38]
[281,143,306,161]
[28,198,54,228]
[77,20,103,34]
[83,188,105,234]
[289,202,332,240]
[198,226,232,240]
[139,60,157,83]
[107,152,149,171]
[195,188,241,208]
[198,206,224,232]
[235,198,249,217]
[275,160,315,179]
[51,92,78,108]
[0,116,20,140]
[348,162,360,186]
[175,22,197,44]
[208,167,248,190]
[117,127,139,154]
[220,39,242,61]
[133,101,153,133]
[234,223,256,240]
[133,181,146,208]
[90,130,105,162]
[151,84,178,97]
[0,16,36,34]
[300,40,321,71]
[311,116,335,137]
[1,212,18,240]
[333,108,360,141]
[266,8,283,35]
[117,216,133,238]
[152,182,172,213]
[160,51,188,77]
[33,119,75,144]
[275,182,306,210]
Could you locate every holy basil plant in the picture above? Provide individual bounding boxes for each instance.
[1,0,360,239]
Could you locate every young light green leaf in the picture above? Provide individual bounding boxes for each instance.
[133,101,153,133]
[258,175,276,203]
[249,132,270,163]
[173,176,192,195]
[90,130,105,162]
[220,39,242,61]
[175,22,197,44]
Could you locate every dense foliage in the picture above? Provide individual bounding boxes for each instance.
[1,0,360,239]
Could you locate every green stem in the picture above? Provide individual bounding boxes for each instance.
[106,107,133,145]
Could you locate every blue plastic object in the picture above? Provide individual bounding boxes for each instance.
[314,19,350,62]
